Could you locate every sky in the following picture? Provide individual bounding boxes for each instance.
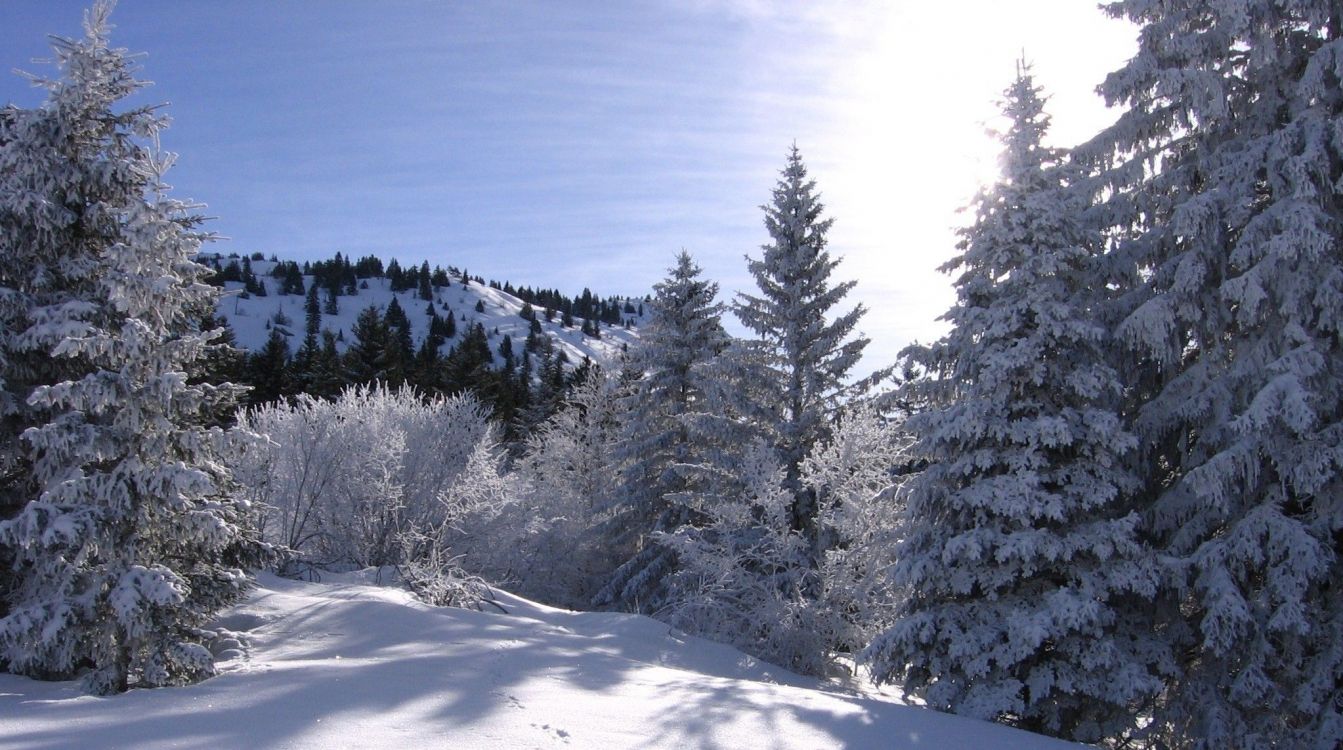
[0,1,1137,374]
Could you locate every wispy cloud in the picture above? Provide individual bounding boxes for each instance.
[0,0,1136,375]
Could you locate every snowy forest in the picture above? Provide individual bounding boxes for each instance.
[3,2,1343,749]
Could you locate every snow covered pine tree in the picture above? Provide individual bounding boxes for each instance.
[1075,3,1343,746]
[654,148,883,674]
[597,251,728,612]
[864,65,1163,744]
[731,145,876,560]
[0,2,270,694]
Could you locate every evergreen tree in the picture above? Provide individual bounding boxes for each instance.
[303,283,321,339]
[386,259,405,291]
[443,322,494,398]
[417,261,432,301]
[0,3,270,693]
[307,331,346,401]
[383,297,414,380]
[344,305,396,386]
[190,314,250,425]
[412,333,444,395]
[864,66,1161,743]
[1073,4,1343,746]
[247,329,293,405]
[442,307,457,339]
[732,145,874,555]
[597,251,728,611]
[280,262,304,295]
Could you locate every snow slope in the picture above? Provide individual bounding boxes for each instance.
[0,574,1087,749]
[211,256,644,369]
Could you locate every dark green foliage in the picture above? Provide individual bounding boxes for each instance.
[247,328,293,405]
[418,261,433,301]
[344,305,399,386]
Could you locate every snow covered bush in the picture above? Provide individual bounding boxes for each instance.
[656,407,906,678]
[397,437,517,609]
[238,384,500,573]
[506,368,624,609]
[804,405,909,660]
[656,441,827,675]
[0,2,270,694]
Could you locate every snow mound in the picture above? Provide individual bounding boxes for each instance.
[0,574,1088,749]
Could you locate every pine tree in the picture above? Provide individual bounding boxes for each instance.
[303,284,321,339]
[247,328,293,405]
[732,145,874,556]
[417,261,432,301]
[1072,4,1343,746]
[383,297,413,382]
[864,66,1161,743]
[597,251,728,611]
[443,322,494,398]
[344,305,396,386]
[0,3,270,693]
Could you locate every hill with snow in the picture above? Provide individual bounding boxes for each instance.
[0,573,1088,749]
[210,254,645,369]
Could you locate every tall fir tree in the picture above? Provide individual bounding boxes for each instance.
[1073,3,1343,746]
[731,145,873,555]
[864,66,1162,743]
[0,3,271,693]
[597,251,728,611]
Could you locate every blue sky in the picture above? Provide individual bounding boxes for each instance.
[0,1,1135,373]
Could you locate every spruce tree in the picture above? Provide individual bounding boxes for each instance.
[417,261,432,301]
[732,145,873,555]
[1074,3,1343,746]
[0,3,270,693]
[864,66,1161,743]
[344,305,396,386]
[247,329,293,405]
[597,251,728,610]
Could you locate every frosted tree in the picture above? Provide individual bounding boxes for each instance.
[732,146,874,557]
[0,3,270,694]
[864,66,1162,743]
[656,440,823,673]
[597,251,727,611]
[803,404,908,662]
[661,405,909,677]
[239,385,495,571]
[509,368,625,608]
[1073,4,1343,746]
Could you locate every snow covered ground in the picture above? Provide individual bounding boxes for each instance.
[0,573,1087,749]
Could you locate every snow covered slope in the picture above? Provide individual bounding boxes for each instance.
[212,256,644,368]
[0,574,1088,749]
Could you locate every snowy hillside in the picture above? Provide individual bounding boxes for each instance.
[0,574,1087,749]
[210,254,645,369]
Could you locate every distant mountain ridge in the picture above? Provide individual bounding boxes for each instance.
[204,252,647,371]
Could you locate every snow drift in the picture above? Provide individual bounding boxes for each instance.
[0,573,1086,749]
